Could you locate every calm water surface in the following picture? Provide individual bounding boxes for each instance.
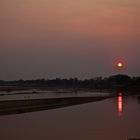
[0,92,140,140]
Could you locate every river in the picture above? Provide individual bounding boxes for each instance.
[0,92,139,140]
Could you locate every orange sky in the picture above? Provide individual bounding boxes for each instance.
[0,0,140,80]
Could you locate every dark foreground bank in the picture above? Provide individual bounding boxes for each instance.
[0,96,111,116]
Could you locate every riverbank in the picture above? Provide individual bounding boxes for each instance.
[0,96,111,116]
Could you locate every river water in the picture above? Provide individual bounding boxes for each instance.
[0,92,139,140]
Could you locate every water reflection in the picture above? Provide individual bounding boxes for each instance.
[118,93,123,116]
[0,92,140,140]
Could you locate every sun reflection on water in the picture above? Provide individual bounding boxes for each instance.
[118,93,123,116]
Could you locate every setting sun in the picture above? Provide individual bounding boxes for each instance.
[117,62,123,68]
[115,60,125,69]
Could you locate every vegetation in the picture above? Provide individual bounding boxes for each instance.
[0,74,140,92]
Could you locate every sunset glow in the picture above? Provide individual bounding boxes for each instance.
[0,0,140,79]
[0,0,140,139]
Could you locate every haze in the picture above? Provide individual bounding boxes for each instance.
[0,0,140,80]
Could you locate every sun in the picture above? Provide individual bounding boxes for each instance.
[115,60,125,69]
[117,62,123,68]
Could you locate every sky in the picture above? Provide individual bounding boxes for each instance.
[0,0,140,80]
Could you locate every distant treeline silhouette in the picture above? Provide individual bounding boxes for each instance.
[0,75,140,91]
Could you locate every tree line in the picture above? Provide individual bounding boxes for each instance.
[0,74,140,91]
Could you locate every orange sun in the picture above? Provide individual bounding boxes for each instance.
[115,61,124,69]
[117,62,123,68]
